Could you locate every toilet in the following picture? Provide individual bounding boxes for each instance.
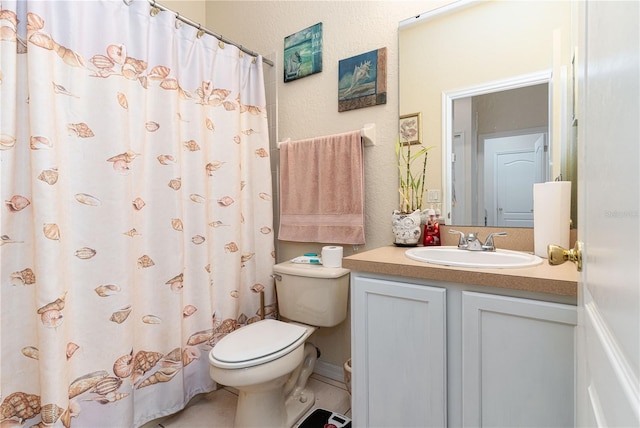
[209,261,350,428]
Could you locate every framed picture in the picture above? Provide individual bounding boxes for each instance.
[338,47,387,112]
[399,112,421,145]
[284,23,323,82]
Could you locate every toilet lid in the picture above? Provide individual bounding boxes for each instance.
[210,319,307,368]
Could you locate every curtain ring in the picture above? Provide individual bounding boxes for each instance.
[196,25,205,39]
[150,0,160,17]
[175,13,183,29]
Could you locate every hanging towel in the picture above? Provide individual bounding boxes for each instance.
[278,130,365,244]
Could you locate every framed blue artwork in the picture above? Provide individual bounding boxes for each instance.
[338,47,387,112]
[284,23,323,82]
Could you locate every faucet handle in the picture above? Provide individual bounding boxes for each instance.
[448,229,468,248]
[482,232,508,251]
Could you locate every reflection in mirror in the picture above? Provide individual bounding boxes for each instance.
[450,82,549,227]
[399,0,576,228]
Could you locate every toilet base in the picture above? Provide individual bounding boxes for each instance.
[231,342,318,428]
[233,385,315,428]
[285,387,315,427]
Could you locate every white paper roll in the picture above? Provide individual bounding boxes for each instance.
[533,181,571,258]
[321,246,344,268]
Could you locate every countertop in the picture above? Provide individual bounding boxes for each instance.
[343,245,578,297]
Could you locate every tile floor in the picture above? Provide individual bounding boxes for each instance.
[141,373,351,428]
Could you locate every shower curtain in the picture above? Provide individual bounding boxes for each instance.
[0,1,275,426]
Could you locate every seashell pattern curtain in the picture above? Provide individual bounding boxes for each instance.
[0,1,275,426]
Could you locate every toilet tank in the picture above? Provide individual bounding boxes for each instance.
[272,261,350,327]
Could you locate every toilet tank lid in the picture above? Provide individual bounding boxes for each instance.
[273,261,349,279]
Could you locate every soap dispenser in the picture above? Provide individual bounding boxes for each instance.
[423,209,441,246]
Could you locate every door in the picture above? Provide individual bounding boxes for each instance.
[495,150,534,227]
[577,1,640,426]
[451,131,471,225]
[483,132,546,226]
[351,276,446,427]
[462,292,576,427]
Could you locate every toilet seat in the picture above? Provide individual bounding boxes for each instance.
[210,319,308,369]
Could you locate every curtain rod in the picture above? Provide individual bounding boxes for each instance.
[141,0,274,67]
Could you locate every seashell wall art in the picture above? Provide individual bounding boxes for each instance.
[338,47,388,112]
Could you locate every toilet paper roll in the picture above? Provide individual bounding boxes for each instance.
[533,181,571,258]
[321,246,344,268]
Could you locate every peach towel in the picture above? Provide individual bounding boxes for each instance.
[278,130,365,244]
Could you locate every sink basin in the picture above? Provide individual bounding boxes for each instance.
[405,246,543,268]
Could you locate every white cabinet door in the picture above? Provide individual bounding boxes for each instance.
[462,291,577,427]
[351,276,446,427]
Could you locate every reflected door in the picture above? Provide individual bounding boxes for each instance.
[483,132,546,227]
[496,151,535,227]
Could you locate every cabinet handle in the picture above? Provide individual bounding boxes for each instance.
[547,241,583,271]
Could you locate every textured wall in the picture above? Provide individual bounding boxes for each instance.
[198,0,450,371]
[162,0,206,22]
[205,1,449,253]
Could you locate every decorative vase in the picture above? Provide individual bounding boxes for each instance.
[391,209,422,246]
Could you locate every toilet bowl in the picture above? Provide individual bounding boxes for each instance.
[209,319,318,427]
[209,261,350,428]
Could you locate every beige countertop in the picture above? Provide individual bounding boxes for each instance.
[343,245,578,297]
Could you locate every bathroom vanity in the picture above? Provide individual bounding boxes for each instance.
[343,246,578,428]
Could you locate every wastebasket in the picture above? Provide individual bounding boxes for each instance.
[343,358,352,395]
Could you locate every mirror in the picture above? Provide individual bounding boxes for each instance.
[450,81,549,227]
[399,0,577,227]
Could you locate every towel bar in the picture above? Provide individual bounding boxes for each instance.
[277,123,376,149]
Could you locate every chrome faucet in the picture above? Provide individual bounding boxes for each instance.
[482,232,508,251]
[448,230,507,251]
[465,232,484,251]
[448,230,469,248]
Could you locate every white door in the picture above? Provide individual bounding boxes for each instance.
[462,292,576,427]
[495,150,535,227]
[351,276,446,427]
[577,1,640,426]
[451,132,471,225]
[483,132,546,226]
